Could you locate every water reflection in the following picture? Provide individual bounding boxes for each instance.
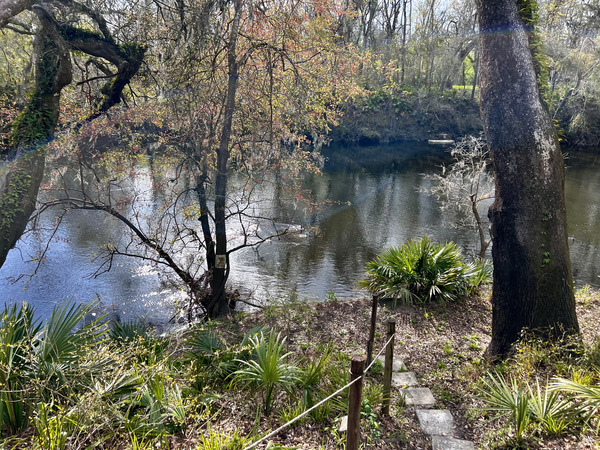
[1,143,599,325]
[564,150,600,286]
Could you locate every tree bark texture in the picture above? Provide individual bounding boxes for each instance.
[0,17,71,267]
[476,0,579,358]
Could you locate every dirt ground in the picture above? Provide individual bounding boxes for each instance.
[205,289,600,449]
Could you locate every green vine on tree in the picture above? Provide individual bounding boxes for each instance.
[516,0,551,108]
[9,99,54,149]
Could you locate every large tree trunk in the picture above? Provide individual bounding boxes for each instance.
[0,14,72,267]
[476,0,579,358]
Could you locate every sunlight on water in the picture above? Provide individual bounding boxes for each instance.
[1,144,599,326]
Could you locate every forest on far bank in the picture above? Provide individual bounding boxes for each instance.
[331,0,600,147]
[2,0,600,150]
[0,0,598,319]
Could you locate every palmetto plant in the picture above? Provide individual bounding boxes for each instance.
[478,372,580,443]
[35,300,105,379]
[528,379,577,435]
[108,319,149,343]
[466,258,493,290]
[360,237,488,304]
[0,303,39,434]
[297,343,333,410]
[186,324,263,389]
[476,372,531,443]
[231,331,299,416]
[0,300,105,435]
[551,377,600,431]
[132,373,187,433]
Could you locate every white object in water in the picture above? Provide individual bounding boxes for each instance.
[428,139,455,145]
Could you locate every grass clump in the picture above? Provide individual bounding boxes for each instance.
[475,333,600,447]
[359,237,490,304]
[231,330,299,416]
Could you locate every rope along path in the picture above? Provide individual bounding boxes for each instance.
[243,333,396,450]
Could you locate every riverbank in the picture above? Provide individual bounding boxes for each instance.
[329,88,482,145]
[329,87,600,149]
[5,287,600,448]
[219,288,600,448]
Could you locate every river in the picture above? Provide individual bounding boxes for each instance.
[1,143,599,328]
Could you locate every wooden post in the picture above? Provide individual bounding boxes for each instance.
[346,355,365,450]
[366,294,378,367]
[382,319,396,416]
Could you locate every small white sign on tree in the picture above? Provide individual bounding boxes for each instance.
[215,254,226,269]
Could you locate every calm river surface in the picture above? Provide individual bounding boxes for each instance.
[1,144,599,327]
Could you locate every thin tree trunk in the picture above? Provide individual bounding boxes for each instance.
[401,0,408,84]
[196,171,215,271]
[470,195,490,258]
[426,0,436,89]
[363,0,377,48]
[553,62,599,119]
[476,0,579,358]
[471,47,479,102]
[208,0,242,318]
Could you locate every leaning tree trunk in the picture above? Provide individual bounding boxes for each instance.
[0,12,72,267]
[476,0,579,358]
[0,5,145,269]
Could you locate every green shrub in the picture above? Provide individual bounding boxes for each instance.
[477,372,581,444]
[0,300,105,435]
[359,237,489,304]
[185,324,262,390]
[230,331,299,416]
[197,426,251,449]
[33,401,76,450]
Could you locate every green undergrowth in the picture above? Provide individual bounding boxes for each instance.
[470,289,600,448]
[0,299,388,449]
[3,284,600,449]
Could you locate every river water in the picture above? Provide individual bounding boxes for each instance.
[1,144,599,327]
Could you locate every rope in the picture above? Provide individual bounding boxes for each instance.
[243,373,362,449]
[365,332,395,373]
[242,332,396,450]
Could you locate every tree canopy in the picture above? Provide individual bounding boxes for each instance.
[1,0,599,323]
